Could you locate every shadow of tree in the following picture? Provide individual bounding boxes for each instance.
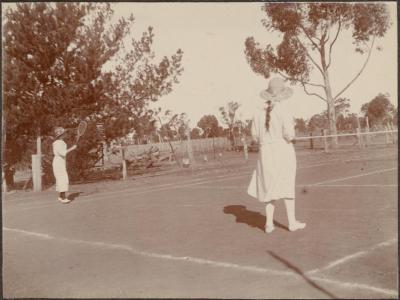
[223,205,287,232]
[267,250,338,299]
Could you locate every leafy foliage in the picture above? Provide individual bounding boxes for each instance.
[295,118,307,134]
[245,2,391,138]
[308,98,357,132]
[197,115,220,138]
[361,93,395,127]
[190,128,201,139]
[3,3,183,181]
[155,109,188,141]
[219,102,240,145]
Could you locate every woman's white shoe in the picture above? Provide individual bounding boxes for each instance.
[58,197,71,204]
[289,222,306,232]
[265,225,275,233]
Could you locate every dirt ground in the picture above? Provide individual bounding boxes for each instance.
[3,145,398,298]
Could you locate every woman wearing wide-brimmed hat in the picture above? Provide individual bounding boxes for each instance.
[52,127,77,203]
[247,77,306,233]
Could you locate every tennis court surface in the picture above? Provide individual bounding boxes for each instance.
[3,145,398,298]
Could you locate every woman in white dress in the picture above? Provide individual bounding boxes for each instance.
[52,127,77,203]
[247,77,306,233]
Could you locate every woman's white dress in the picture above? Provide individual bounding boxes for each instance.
[52,140,69,192]
[247,101,296,202]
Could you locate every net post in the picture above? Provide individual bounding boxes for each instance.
[121,147,127,180]
[323,129,328,153]
[32,154,42,191]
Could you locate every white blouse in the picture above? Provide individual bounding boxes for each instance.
[251,101,295,145]
[53,140,67,158]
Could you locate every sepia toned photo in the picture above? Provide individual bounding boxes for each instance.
[2,1,398,298]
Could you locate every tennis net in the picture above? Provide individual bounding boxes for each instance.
[294,129,398,152]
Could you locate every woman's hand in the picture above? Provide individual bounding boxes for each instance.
[67,145,77,154]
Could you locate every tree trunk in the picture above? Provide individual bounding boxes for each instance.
[320,41,338,146]
[323,72,338,146]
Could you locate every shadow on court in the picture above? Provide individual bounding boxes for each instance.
[67,192,83,201]
[267,250,338,299]
[223,205,287,231]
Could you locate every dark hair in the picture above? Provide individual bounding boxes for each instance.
[265,100,273,131]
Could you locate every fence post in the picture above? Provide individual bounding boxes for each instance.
[186,129,195,164]
[121,147,127,180]
[323,129,328,153]
[309,132,314,149]
[212,137,216,159]
[241,136,248,160]
[365,116,370,145]
[390,123,397,144]
[357,116,364,147]
[356,128,362,148]
[385,126,390,144]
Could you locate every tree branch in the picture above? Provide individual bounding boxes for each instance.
[277,71,325,88]
[327,18,341,69]
[333,36,375,101]
[302,83,327,102]
[322,25,330,44]
[295,36,324,76]
[299,24,321,52]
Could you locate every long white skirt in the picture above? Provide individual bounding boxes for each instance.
[247,141,296,202]
[52,156,69,192]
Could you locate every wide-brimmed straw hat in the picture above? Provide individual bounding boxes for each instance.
[54,127,66,139]
[260,77,293,102]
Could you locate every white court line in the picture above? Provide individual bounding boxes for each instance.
[311,184,397,187]
[309,168,397,186]
[307,238,398,275]
[3,226,398,297]
[179,184,397,190]
[309,276,398,297]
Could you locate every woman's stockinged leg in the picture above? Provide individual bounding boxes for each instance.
[265,202,275,233]
[284,198,306,232]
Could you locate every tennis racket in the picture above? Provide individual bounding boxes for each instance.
[75,121,87,143]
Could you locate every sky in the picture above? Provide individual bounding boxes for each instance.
[110,2,397,127]
[3,2,397,128]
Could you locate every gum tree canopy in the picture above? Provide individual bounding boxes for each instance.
[245,3,390,143]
